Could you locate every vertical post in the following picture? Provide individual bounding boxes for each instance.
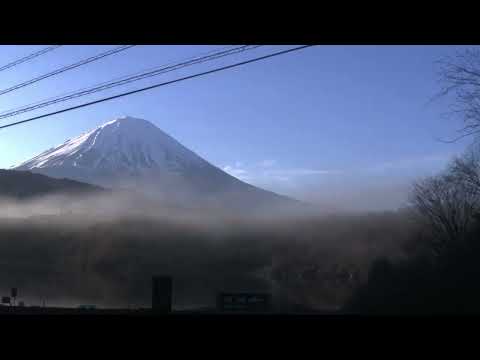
[152,276,172,313]
[11,288,17,307]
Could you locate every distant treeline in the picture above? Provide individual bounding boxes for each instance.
[0,201,418,310]
[344,145,480,314]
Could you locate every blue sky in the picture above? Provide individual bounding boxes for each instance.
[0,45,473,210]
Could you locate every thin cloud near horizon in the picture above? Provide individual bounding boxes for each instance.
[220,153,457,210]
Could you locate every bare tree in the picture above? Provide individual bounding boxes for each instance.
[410,169,479,256]
[449,145,480,193]
[437,48,480,141]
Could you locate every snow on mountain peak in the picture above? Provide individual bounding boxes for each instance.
[15,116,205,173]
[12,116,299,212]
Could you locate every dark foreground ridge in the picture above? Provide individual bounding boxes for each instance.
[0,305,341,317]
[0,169,104,199]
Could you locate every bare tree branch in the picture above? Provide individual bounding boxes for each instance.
[436,47,480,142]
[409,151,480,256]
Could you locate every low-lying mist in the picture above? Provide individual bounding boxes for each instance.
[0,191,420,310]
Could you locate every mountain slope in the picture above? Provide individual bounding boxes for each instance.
[14,116,301,212]
[0,169,104,200]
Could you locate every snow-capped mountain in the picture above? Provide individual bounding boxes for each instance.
[16,116,205,171]
[14,116,299,212]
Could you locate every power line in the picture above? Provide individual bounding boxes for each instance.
[0,45,238,117]
[0,45,252,118]
[0,45,62,73]
[0,45,314,131]
[0,45,135,97]
[0,45,260,120]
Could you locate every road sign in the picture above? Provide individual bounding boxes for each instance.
[1,296,10,304]
[11,288,17,298]
[217,293,271,312]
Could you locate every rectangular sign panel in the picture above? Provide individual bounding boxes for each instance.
[217,293,271,312]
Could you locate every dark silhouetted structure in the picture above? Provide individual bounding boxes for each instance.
[217,293,272,313]
[11,288,17,306]
[152,276,172,313]
[1,296,11,305]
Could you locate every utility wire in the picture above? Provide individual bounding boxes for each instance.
[0,45,313,131]
[0,45,237,116]
[0,45,259,120]
[0,45,135,97]
[0,45,62,73]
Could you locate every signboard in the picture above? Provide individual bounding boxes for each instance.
[217,293,271,312]
[11,288,17,298]
[152,276,172,313]
[1,296,10,304]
